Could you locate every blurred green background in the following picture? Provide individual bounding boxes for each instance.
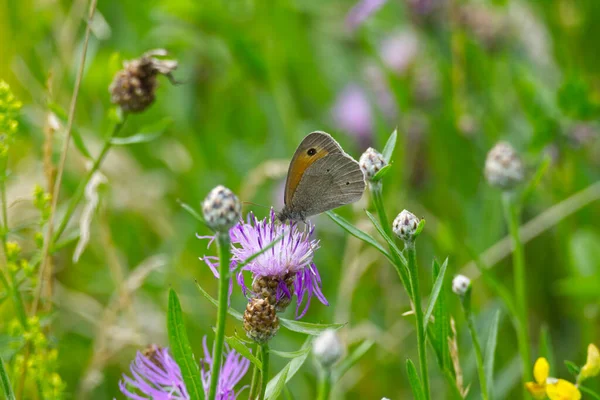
[1,0,600,398]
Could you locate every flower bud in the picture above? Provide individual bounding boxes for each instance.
[243,298,279,344]
[109,49,178,113]
[359,147,386,181]
[5,241,21,262]
[484,141,524,190]
[313,329,343,368]
[202,185,242,233]
[452,275,471,296]
[580,343,600,380]
[393,209,420,242]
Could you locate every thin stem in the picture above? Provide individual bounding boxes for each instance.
[33,0,97,317]
[208,232,231,400]
[465,312,489,400]
[502,192,531,388]
[317,369,332,400]
[369,182,412,298]
[406,242,430,400]
[248,345,262,400]
[259,344,270,400]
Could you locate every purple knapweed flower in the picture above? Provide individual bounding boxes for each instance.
[119,340,249,400]
[201,209,328,319]
[331,84,374,145]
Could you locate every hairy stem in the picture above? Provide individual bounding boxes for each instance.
[208,232,231,400]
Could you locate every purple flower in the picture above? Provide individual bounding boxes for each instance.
[119,340,249,400]
[331,84,374,144]
[201,210,328,319]
[346,0,389,31]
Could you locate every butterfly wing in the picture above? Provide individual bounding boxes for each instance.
[284,131,344,206]
[288,153,365,218]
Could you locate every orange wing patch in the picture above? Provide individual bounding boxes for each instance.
[284,147,330,205]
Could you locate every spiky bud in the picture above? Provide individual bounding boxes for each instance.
[252,273,295,312]
[393,209,420,242]
[202,185,242,233]
[243,298,279,344]
[109,49,178,113]
[313,329,343,368]
[484,141,524,190]
[359,147,387,181]
[452,275,471,296]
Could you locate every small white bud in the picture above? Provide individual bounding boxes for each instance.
[312,329,343,368]
[484,141,524,190]
[452,275,471,296]
[392,209,420,242]
[202,185,242,232]
[359,147,387,181]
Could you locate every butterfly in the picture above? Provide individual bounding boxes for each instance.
[277,131,366,222]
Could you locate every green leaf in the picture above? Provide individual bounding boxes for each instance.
[167,289,204,400]
[325,211,393,264]
[485,311,501,398]
[333,340,374,381]
[195,280,243,321]
[265,339,312,400]
[406,359,426,400]
[382,128,398,163]
[431,259,450,371]
[279,318,345,336]
[538,325,555,371]
[424,257,448,331]
[364,210,407,266]
[224,335,262,370]
[0,356,15,400]
[48,102,92,159]
[371,163,393,182]
[564,360,580,377]
[520,156,550,204]
[177,199,207,226]
[270,347,311,359]
[579,386,600,400]
[111,118,171,145]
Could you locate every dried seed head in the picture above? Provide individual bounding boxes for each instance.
[202,185,242,232]
[484,141,524,190]
[252,273,295,312]
[243,298,279,344]
[313,329,343,368]
[109,49,178,113]
[452,275,471,296]
[359,147,387,181]
[393,209,420,242]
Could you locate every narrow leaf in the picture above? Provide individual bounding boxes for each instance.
[485,311,501,399]
[371,163,393,182]
[539,325,555,371]
[382,128,398,163]
[278,318,345,336]
[333,340,374,381]
[406,359,426,400]
[195,280,243,321]
[365,210,407,266]
[224,335,262,370]
[177,199,207,226]
[431,259,450,371]
[564,360,580,376]
[325,211,393,263]
[580,386,600,400]
[424,258,448,330]
[110,131,163,145]
[167,289,204,400]
[0,356,15,400]
[48,102,92,159]
[265,363,290,400]
[265,339,311,400]
[270,347,311,359]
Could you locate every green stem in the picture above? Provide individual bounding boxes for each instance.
[502,192,531,387]
[317,369,332,400]
[248,345,261,400]
[208,232,231,400]
[370,181,412,298]
[465,311,489,400]
[258,344,270,400]
[52,118,126,244]
[406,242,430,400]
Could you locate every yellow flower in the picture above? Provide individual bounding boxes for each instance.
[580,343,600,380]
[546,378,581,400]
[526,358,549,399]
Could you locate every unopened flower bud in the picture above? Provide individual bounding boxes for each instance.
[580,343,600,380]
[359,147,386,181]
[5,241,21,262]
[243,298,279,344]
[393,210,420,242]
[484,141,524,190]
[109,49,178,113]
[202,185,242,232]
[313,329,343,368]
[452,275,471,296]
